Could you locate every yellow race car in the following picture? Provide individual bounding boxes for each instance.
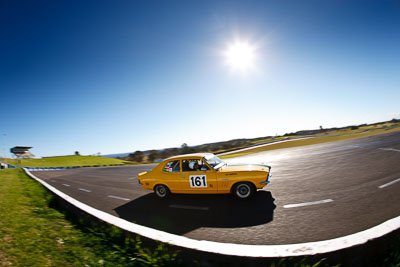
[138,153,271,199]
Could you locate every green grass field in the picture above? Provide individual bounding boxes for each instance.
[248,122,400,146]
[0,169,178,266]
[1,155,131,167]
[220,124,400,159]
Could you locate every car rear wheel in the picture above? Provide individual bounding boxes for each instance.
[154,184,170,198]
[232,182,255,199]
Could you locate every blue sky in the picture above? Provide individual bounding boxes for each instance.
[1,0,399,157]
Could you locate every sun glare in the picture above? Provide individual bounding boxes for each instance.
[224,40,256,72]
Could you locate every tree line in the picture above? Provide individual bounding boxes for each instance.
[125,139,253,163]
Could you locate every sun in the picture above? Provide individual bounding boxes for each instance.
[224,40,256,72]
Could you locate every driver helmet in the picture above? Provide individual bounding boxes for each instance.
[189,161,195,170]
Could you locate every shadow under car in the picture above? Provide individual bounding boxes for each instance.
[114,190,276,235]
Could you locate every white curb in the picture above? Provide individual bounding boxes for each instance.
[24,168,400,257]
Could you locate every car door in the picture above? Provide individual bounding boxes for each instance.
[180,159,217,193]
[160,159,182,193]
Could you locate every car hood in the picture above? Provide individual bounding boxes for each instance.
[220,164,271,173]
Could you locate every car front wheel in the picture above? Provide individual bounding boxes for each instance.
[232,182,255,199]
[154,184,170,198]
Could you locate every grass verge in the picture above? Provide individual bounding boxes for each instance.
[1,155,131,167]
[0,169,179,266]
[220,126,400,159]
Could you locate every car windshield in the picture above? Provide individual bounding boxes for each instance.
[204,154,226,170]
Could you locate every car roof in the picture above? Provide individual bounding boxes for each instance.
[164,153,214,161]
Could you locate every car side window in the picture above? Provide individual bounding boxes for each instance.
[182,159,210,172]
[200,160,211,171]
[163,160,180,172]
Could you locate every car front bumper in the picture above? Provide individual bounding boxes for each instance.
[260,172,271,185]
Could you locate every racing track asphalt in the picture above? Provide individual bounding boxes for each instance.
[33,131,400,245]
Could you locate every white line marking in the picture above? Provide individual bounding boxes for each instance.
[128,177,136,180]
[107,195,130,201]
[379,178,400,189]
[62,184,71,187]
[379,148,400,152]
[169,204,209,211]
[283,199,333,209]
[78,188,91,192]
[23,168,400,257]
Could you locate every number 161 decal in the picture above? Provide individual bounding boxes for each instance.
[189,175,207,188]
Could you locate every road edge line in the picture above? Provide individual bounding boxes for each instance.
[23,168,400,258]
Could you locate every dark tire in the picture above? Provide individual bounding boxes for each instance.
[154,184,170,198]
[232,182,255,200]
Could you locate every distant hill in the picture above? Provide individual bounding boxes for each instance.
[101,118,400,161]
[101,153,131,159]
